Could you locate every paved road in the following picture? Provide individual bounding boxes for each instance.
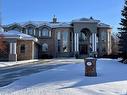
[0,61,67,87]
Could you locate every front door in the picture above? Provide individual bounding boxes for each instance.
[80,45,88,55]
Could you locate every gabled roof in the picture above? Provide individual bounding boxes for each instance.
[3,17,112,29]
[0,30,38,42]
[4,21,72,28]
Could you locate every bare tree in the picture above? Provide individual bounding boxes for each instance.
[0,34,6,52]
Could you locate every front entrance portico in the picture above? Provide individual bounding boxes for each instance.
[72,17,99,57]
[74,28,97,57]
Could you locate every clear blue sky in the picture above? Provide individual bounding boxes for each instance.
[1,0,124,32]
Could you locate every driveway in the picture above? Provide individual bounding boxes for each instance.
[0,60,68,87]
[0,58,83,87]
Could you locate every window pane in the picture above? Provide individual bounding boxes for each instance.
[20,45,25,53]
[63,32,68,52]
[42,28,49,36]
[57,32,61,52]
[42,43,48,52]
[57,32,61,40]
[28,28,33,35]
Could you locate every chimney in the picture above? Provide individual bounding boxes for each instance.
[90,16,93,20]
[53,15,57,23]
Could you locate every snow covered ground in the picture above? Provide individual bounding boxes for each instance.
[0,60,39,67]
[0,58,83,67]
[0,58,127,95]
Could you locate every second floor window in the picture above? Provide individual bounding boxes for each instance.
[41,28,51,37]
[28,28,33,35]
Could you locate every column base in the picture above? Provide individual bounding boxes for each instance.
[75,51,79,59]
[9,54,17,61]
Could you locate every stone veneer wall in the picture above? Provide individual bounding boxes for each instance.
[17,40,33,61]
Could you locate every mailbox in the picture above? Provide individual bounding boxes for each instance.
[84,57,97,77]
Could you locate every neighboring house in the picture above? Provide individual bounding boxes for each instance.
[1,17,112,61]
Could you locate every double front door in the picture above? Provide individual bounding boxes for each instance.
[79,44,88,55]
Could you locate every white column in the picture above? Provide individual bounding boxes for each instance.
[49,31,51,37]
[94,33,97,52]
[71,32,74,52]
[77,33,79,52]
[10,43,12,54]
[26,29,28,34]
[32,42,34,59]
[92,33,95,52]
[39,30,41,37]
[9,42,17,61]
[12,43,17,54]
[74,33,77,52]
[34,29,36,35]
[92,33,97,52]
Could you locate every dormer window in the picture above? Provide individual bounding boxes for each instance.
[41,28,51,37]
[28,28,33,35]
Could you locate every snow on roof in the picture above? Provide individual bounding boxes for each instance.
[98,23,112,28]
[4,21,72,28]
[72,17,100,23]
[0,30,38,41]
[3,18,111,29]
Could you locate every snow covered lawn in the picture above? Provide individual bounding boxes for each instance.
[0,60,39,67]
[0,58,127,95]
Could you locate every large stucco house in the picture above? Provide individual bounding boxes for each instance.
[1,17,112,61]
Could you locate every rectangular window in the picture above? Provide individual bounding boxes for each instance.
[20,45,25,53]
[57,32,61,52]
[57,32,61,40]
[63,32,68,52]
[28,28,33,35]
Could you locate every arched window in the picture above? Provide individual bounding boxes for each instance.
[42,43,48,52]
[20,44,25,53]
[80,28,91,42]
[41,28,51,37]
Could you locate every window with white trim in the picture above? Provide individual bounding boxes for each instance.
[28,28,33,35]
[41,28,51,37]
[42,43,48,52]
